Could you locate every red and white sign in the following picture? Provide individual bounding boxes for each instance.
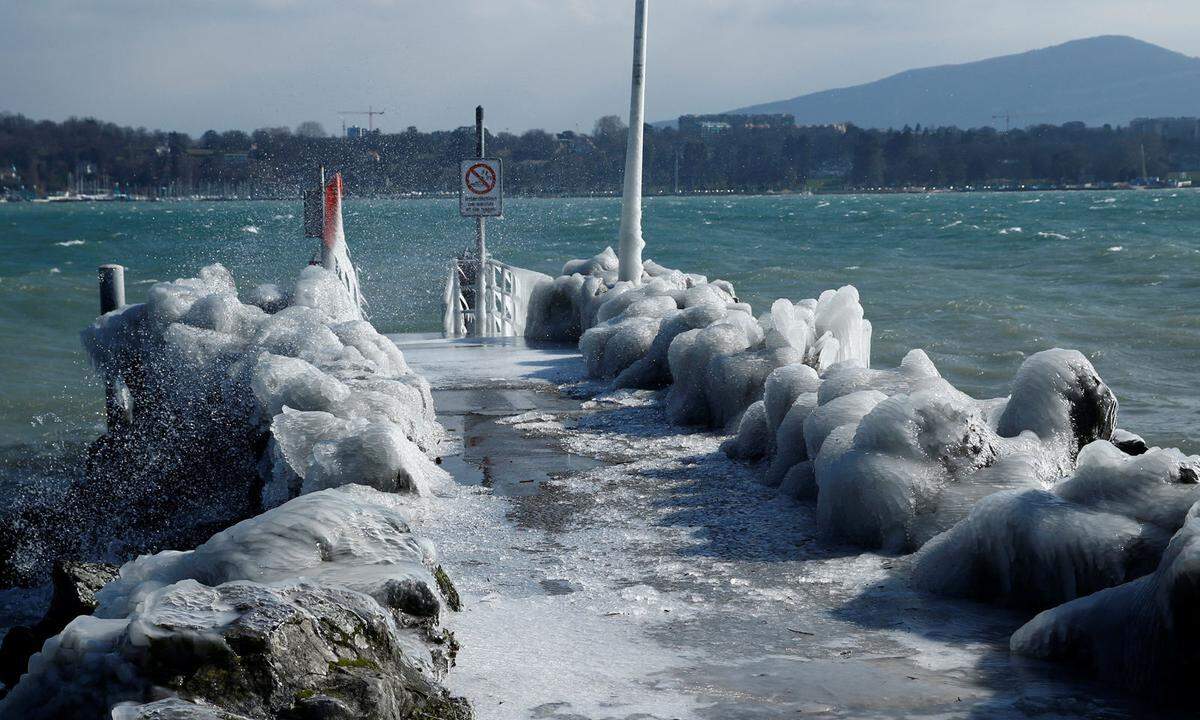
[460,158,503,217]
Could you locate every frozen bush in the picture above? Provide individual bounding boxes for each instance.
[614,302,728,390]
[705,346,804,430]
[665,321,756,426]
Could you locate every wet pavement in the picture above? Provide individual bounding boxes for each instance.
[390,334,1170,720]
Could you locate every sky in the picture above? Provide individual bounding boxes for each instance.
[2,0,1199,137]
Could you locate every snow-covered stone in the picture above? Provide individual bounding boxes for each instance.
[914,442,1200,608]
[1010,500,1200,704]
[0,486,467,720]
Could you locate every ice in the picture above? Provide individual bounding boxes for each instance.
[764,390,820,486]
[54,262,444,575]
[914,442,1200,608]
[996,347,1118,462]
[245,282,287,313]
[720,400,770,462]
[703,346,803,430]
[1010,500,1200,704]
[665,322,755,426]
[614,303,727,390]
[529,252,875,436]
[0,486,450,719]
[250,352,351,417]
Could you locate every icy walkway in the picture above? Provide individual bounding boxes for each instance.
[390,334,1160,720]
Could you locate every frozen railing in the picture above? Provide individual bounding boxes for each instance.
[443,257,550,338]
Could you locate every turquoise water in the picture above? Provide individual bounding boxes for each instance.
[1,191,1198,459]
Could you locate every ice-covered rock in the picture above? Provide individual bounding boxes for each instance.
[1111,428,1149,456]
[1,263,444,587]
[665,320,757,426]
[0,486,467,720]
[1010,500,1200,704]
[996,348,1118,464]
[720,400,771,462]
[914,442,1200,608]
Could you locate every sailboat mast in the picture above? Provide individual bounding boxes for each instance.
[618,0,648,284]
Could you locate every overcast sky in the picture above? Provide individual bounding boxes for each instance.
[2,0,1199,136]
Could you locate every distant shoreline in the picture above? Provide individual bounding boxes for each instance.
[4,184,1194,205]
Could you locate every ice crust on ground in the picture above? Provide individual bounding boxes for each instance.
[530,250,1197,701]
[79,262,445,520]
[0,486,461,719]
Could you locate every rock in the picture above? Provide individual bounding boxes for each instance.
[998,349,1118,461]
[0,560,118,698]
[0,580,472,720]
[434,566,462,612]
[1111,428,1149,456]
[48,560,120,621]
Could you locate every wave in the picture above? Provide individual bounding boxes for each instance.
[1036,232,1069,241]
[240,225,260,234]
[54,240,85,247]
[999,227,1023,235]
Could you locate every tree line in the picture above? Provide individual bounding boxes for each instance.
[1,112,1197,198]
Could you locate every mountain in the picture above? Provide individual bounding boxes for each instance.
[720,36,1200,130]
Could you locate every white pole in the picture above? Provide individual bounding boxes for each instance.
[618,0,648,284]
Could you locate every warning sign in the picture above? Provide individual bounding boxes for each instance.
[460,158,503,217]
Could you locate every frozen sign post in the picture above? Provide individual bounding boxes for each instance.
[460,158,503,218]
[460,105,503,336]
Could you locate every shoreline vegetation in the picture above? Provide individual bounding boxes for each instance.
[5,183,1195,205]
[2,112,1196,202]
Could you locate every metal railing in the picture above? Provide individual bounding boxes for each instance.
[444,257,521,338]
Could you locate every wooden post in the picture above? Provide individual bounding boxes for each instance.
[475,105,489,337]
[98,264,127,430]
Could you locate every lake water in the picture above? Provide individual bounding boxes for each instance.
[1,190,1198,470]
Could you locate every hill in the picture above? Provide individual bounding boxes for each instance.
[722,36,1200,129]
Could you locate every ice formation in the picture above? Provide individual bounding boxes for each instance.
[914,441,1200,609]
[529,248,873,431]
[721,347,1119,552]
[0,486,466,719]
[1,263,444,587]
[1010,499,1200,704]
[84,263,442,530]
[528,248,1200,702]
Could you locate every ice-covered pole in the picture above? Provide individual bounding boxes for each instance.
[617,0,648,284]
[475,105,489,336]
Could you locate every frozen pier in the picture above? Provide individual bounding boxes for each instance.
[391,334,1152,719]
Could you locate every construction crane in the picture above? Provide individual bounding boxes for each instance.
[990,112,1045,132]
[338,106,386,134]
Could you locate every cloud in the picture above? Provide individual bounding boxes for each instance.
[1,0,1197,134]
